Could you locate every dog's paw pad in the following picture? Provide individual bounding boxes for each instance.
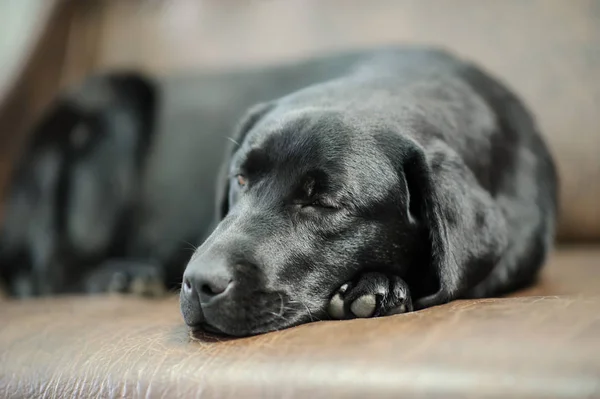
[328,283,351,320]
[350,294,377,318]
[327,292,346,320]
[327,273,412,320]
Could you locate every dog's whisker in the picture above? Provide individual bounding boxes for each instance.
[169,284,182,294]
[288,299,317,322]
[277,292,285,317]
[181,240,198,253]
[268,311,290,322]
[227,136,240,146]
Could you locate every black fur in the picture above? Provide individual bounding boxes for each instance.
[0,46,557,338]
[0,72,156,295]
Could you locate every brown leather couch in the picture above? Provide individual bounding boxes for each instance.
[1,249,599,398]
[1,1,599,398]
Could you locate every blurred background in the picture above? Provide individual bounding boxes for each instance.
[0,0,599,243]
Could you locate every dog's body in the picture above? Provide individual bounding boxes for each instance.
[1,46,557,337]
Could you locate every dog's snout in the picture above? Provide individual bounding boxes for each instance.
[180,249,279,335]
[183,260,233,304]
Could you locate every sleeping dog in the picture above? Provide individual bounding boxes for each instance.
[0,46,557,337]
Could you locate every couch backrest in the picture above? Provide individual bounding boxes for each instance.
[2,0,599,242]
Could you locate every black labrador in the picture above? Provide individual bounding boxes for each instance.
[0,46,558,337]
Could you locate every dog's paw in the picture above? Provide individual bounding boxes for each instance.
[328,272,412,319]
[84,260,166,297]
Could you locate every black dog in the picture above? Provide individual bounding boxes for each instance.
[1,47,557,338]
[179,47,558,336]
[0,73,157,296]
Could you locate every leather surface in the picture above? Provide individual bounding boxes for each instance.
[1,248,599,398]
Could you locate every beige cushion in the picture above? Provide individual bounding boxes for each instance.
[1,247,599,398]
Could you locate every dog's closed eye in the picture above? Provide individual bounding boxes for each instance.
[306,198,337,209]
[296,175,340,210]
[296,197,339,211]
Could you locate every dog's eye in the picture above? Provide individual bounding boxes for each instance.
[305,199,337,210]
[236,175,247,187]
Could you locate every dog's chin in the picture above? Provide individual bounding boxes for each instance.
[181,289,328,337]
[189,322,263,338]
[188,322,228,336]
[189,311,316,338]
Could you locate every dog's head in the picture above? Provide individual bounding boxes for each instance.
[180,98,438,336]
[0,72,156,296]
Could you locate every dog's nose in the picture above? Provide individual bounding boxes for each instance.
[183,260,233,304]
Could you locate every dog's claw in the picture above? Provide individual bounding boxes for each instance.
[339,283,350,295]
[328,272,412,320]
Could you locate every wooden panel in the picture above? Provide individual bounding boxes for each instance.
[0,0,105,206]
[0,1,72,206]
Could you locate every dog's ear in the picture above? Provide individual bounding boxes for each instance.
[215,102,274,221]
[104,72,157,162]
[62,71,157,165]
[399,141,508,308]
[60,72,158,255]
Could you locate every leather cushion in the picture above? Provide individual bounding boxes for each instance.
[1,248,599,398]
